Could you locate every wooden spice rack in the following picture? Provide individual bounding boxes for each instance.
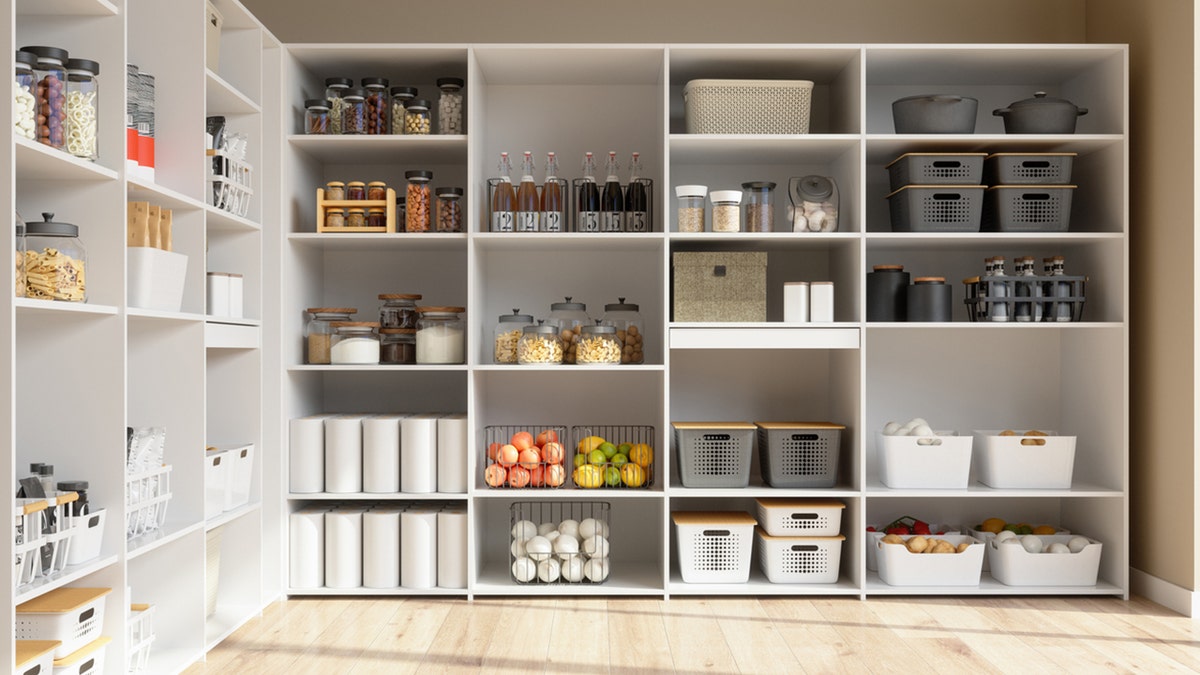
[316,187,397,233]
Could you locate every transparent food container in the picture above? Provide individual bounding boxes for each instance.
[493,309,533,364]
[24,212,86,302]
[518,324,564,365]
[602,297,644,364]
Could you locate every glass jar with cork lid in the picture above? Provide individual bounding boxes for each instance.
[378,293,421,329]
[379,328,417,364]
[305,307,356,364]
[416,306,466,364]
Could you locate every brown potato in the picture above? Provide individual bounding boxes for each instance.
[999,429,1017,436]
[1024,429,1048,436]
[906,536,929,553]
[956,542,971,553]
[881,534,905,545]
[930,540,956,554]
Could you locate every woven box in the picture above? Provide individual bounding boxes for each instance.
[755,422,844,488]
[673,511,757,583]
[755,528,844,584]
[683,79,814,135]
[672,251,767,322]
[674,422,756,488]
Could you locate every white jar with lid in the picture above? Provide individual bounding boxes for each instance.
[710,190,742,232]
[416,306,466,364]
[675,185,707,233]
[330,322,381,364]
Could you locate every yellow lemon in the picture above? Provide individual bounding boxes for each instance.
[980,517,1006,534]
[577,435,606,455]
[573,464,603,489]
[620,463,646,488]
[629,443,653,469]
[1032,525,1057,535]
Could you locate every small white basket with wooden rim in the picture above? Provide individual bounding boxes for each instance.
[673,510,756,583]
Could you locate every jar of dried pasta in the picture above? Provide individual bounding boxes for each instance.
[493,309,533,364]
[517,324,564,365]
[575,324,622,365]
[24,212,86,302]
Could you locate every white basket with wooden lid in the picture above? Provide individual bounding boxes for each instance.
[673,511,756,583]
[755,498,845,537]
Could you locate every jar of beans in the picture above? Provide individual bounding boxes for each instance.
[324,77,352,134]
[389,86,417,135]
[378,293,422,328]
[23,45,69,150]
[403,98,432,135]
[341,88,367,134]
[361,77,389,134]
[436,187,464,232]
[437,77,464,134]
[305,99,331,135]
[405,170,433,232]
[379,328,417,364]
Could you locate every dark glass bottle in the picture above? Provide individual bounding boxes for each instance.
[600,151,624,232]
[625,152,648,232]
[577,152,600,232]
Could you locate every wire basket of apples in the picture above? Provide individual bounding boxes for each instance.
[484,425,569,489]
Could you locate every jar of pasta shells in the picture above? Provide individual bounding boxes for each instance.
[24,212,86,302]
[575,324,622,365]
[602,297,644,364]
[493,309,533,364]
[517,323,564,365]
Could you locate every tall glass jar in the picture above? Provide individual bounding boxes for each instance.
[436,77,464,134]
[378,293,421,328]
[305,307,356,364]
[710,190,741,232]
[518,324,564,365]
[436,187,464,232]
[675,184,707,233]
[416,306,466,364]
[361,77,389,134]
[324,77,352,134]
[402,98,432,135]
[741,181,775,233]
[14,212,26,298]
[493,309,533,364]
[389,86,417,135]
[14,51,37,140]
[341,88,367,135]
[330,322,381,364]
[64,58,99,160]
[379,328,417,364]
[602,297,644,364]
[575,324,622,365]
[23,46,69,150]
[405,170,433,232]
[305,99,331,135]
[547,297,590,364]
[24,212,85,302]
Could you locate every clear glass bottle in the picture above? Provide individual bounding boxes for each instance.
[379,328,417,364]
[362,77,389,134]
[305,308,356,364]
[675,185,707,232]
[24,212,85,302]
[989,256,1010,322]
[330,322,381,364]
[65,58,99,160]
[14,51,37,140]
[37,464,55,495]
[305,99,331,135]
[436,77,464,134]
[577,152,601,232]
[403,98,432,135]
[405,170,433,232]
[625,152,649,232]
[600,151,624,232]
[324,77,352,134]
[541,152,565,232]
[548,297,591,364]
[491,152,516,232]
[742,181,776,233]
[378,293,421,329]
[710,190,742,232]
[494,309,533,364]
[15,212,26,298]
[341,88,367,135]
[602,297,644,364]
[416,306,466,364]
[515,151,540,232]
[436,187,464,232]
[388,86,417,134]
[575,324,622,364]
[24,45,69,150]
[518,323,564,365]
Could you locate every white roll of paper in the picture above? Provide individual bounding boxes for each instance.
[400,415,438,493]
[324,509,363,589]
[289,508,326,589]
[289,415,333,493]
[325,415,365,493]
[437,414,468,494]
[400,508,438,589]
[363,509,402,589]
[437,508,468,589]
[362,415,404,493]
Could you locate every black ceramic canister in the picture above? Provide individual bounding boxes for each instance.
[907,276,952,322]
[866,264,910,321]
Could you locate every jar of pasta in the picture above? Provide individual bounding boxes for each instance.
[494,309,533,364]
[575,324,622,365]
[24,212,86,302]
[65,58,99,161]
[518,324,564,365]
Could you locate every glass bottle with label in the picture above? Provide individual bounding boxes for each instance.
[1014,256,1038,322]
[577,152,601,232]
[600,151,624,232]
[491,152,516,232]
[515,151,540,232]
[625,152,649,232]
[541,152,565,232]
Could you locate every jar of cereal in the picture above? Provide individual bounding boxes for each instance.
[518,323,564,365]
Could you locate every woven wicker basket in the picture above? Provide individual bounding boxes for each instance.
[684,79,814,134]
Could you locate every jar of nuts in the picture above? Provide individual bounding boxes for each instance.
[361,77,390,134]
[493,309,533,364]
[405,170,433,232]
[518,323,564,365]
[435,187,464,232]
[24,46,69,150]
[403,98,432,135]
[389,86,417,135]
[547,297,590,364]
[575,324,622,365]
[602,297,644,364]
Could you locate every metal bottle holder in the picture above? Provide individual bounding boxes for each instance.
[963,274,1087,322]
[571,178,654,233]
[486,178,569,232]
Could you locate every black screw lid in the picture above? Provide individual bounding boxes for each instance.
[26,213,78,237]
[21,46,69,63]
[305,99,331,109]
[57,480,89,491]
[361,77,390,88]
[437,77,464,89]
[15,51,38,68]
[324,77,353,88]
[66,58,99,75]
[389,86,418,98]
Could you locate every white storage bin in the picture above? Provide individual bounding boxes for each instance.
[15,587,112,658]
[205,1,222,71]
[973,430,1076,489]
[968,526,1069,571]
[755,498,844,537]
[876,431,973,489]
[987,534,1102,586]
[65,508,105,566]
[51,635,110,675]
[875,534,984,586]
[865,523,959,572]
[127,603,155,674]
[127,247,188,312]
[14,500,48,588]
[219,443,255,510]
[755,528,844,584]
[203,449,228,520]
[673,511,756,584]
[17,640,60,675]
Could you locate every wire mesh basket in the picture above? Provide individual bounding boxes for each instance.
[126,464,172,538]
[963,274,1087,322]
[483,425,569,489]
[570,425,654,489]
[509,501,611,584]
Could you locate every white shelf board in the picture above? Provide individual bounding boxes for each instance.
[473,231,664,252]
[206,603,261,650]
[206,321,260,349]
[16,0,118,15]
[127,520,205,561]
[205,501,262,532]
[670,231,861,247]
[127,177,206,211]
[474,45,664,85]
[16,298,119,316]
[284,44,469,77]
[287,586,468,597]
[668,45,864,84]
[473,560,664,595]
[289,364,468,372]
[205,317,262,327]
[473,364,665,372]
[289,492,467,501]
[864,45,1127,84]
[667,569,861,596]
[865,231,1124,249]
[864,321,1124,330]
[287,134,467,164]
[14,554,120,605]
[864,480,1124,498]
[288,232,467,252]
[206,205,262,232]
[128,308,206,324]
[865,134,1124,160]
[473,487,665,498]
[669,324,861,350]
[864,571,1124,596]
[669,134,859,164]
[668,483,860,499]
[206,69,261,114]
[15,137,119,182]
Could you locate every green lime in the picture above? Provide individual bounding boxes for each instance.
[612,453,629,467]
[618,443,633,455]
[604,466,622,487]
[573,453,587,468]
[588,449,608,465]
[599,442,618,459]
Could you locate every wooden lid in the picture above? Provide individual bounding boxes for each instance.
[755,498,846,510]
[913,276,945,283]
[379,328,417,335]
[347,181,365,186]
[16,640,61,667]
[872,265,904,272]
[986,152,1077,158]
[307,307,356,315]
[331,321,378,328]
[885,151,986,168]
[962,276,982,284]
[367,181,387,187]
[755,526,846,542]
[378,293,422,300]
[416,306,466,313]
[130,603,152,612]
[17,587,112,613]
[754,421,846,430]
[986,185,1076,190]
[672,421,757,430]
[672,511,756,526]
[52,636,112,667]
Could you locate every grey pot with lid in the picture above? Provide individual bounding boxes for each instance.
[993,91,1088,134]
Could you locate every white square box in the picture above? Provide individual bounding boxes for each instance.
[127,248,188,312]
[755,498,844,537]
[755,528,844,584]
[52,635,110,675]
[15,587,111,659]
[987,534,1102,586]
[877,431,973,489]
[973,430,1077,489]
[215,443,254,511]
[17,639,58,675]
[203,449,228,520]
[875,534,985,586]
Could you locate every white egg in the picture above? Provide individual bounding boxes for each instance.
[883,421,901,436]
[910,424,934,437]
[511,520,537,540]
[1068,536,1091,553]
[558,519,580,539]
[537,522,558,536]
[909,418,929,429]
[1001,536,1023,545]
[995,530,1018,544]
[543,530,561,543]
[510,539,527,558]
[583,534,610,558]
[512,556,537,582]
[1021,535,1044,554]
[1047,542,1071,554]
[579,518,609,539]
[553,535,580,556]
[897,422,917,436]
[560,555,585,582]
[525,535,553,561]
[584,557,610,582]
[537,558,561,583]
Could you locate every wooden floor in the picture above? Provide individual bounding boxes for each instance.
[186,595,1200,674]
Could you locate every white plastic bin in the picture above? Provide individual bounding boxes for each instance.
[673,511,756,583]
[17,640,59,675]
[988,534,1102,586]
[127,603,155,674]
[875,534,984,586]
[51,635,110,675]
[973,430,1076,489]
[876,431,973,489]
[218,443,255,510]
[866,523,959,572]
[65,509,105,566]
[127,247,188,312]
[755,498,844,537]
[15,586,112,658]
[203,449,227,520]
[755,528,844,584]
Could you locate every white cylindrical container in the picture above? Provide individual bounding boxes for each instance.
[324,509,363,589]
[324,415,365,493]
[437,508,468,589]
[363,509,402,589]
[228,273,244,318]
[436,415,468,494]
[207,272,230,316]
[362,415,403,493]
[810,281,835,322]
[289,415,331,493]
[289,509,326,588]
[401,508,438,589]
[400,415,438,493]
[783,282,810,323]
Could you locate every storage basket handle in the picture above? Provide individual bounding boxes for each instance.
[789,433,819,441]
[77,606,95,623]
[788,512,819,521]
[702,529,731,537]
[931,193,962,201]
[931,160,963,168]
[790,544,819,552]
[1020,438,1047,446]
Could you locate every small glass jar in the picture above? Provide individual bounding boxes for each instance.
[416,306,466,364]
[15,213,26,298]
[575,324,622,365]
[346,181,366,200]
[378,293,421,328]
[361,77,389,134]
[305,307,356,364]
[602,297,644,364]
[367,181,387,201]
[547,297,590,364]
[741,181,775,233]
[305,98,330,135]
[24,46,69,150]
[436,187,464,232]
[341,88,367,134]
[710,190,742,233]
[324,77,352,134]
[403,98,432,135]
[330,321,381,364]
[367,207,386,228]
[395,195,406,226]
[518,324,564,365]
[493,309,533,364]
[379,328,417,364]
[405,170,433,232]
[14,51,37,140]
[389,86,417,135]
[675,184,707,233]
[324,180,346,201]
[24,212,86,302]
[324,208,345,228]
[346,208,366,228]
[436,77,464,134]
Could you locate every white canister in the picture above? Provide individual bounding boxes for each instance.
[289,509,326,588]
[363,509,402,589]
[437,508,468,589]
[810,281,835,322]
[401,415,438,493]
[228,273,244,318]
[362,415,403,493]
[207,272,230,316]
[401,508,438,589]
[324,508,363,589]
[783,282,810,323]
[324,415,365,493]
[289,415,332,493]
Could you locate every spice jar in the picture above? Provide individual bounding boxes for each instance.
[341,88,367,134]
[436,187,463,232]
[367,207,386,228]
[866,264,910,322]
[14,51,37,140]
[518,324,564,365]
[493,309,533,364]
[23,46,69,150]
[324,77,352,134]
[378,293,421,328]
[330,322,381,364]
[547,297,590,364]
[742,181,775,233]
[379,328,417,364]
[436,77,464,134]
[305,307,355,364]
[324,208,345,228]
[24,212,86,302]
[346,208,366,228]
[304,98,330,135]
[602,297,644,364]
[15,212,26,298]
[389,86,417,135]
[362,77,390,134]
[405,170,433,232]
[675,184,707,233]
[367,181,387,201]
[416,306,466,364]
[575,324,622,365]
[710,190,742,233]
[346,181,366,200]
[907,277,952,322]
[324,181,346,201]
[403,98,432,135]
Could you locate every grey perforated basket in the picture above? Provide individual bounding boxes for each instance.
[983,185,1075,232]
[984,153,1075,185]
[755,422,844,488]
[887,185,984,232]
[683,79,813,135]
[673,422,755,488]
[886,153,986,191]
